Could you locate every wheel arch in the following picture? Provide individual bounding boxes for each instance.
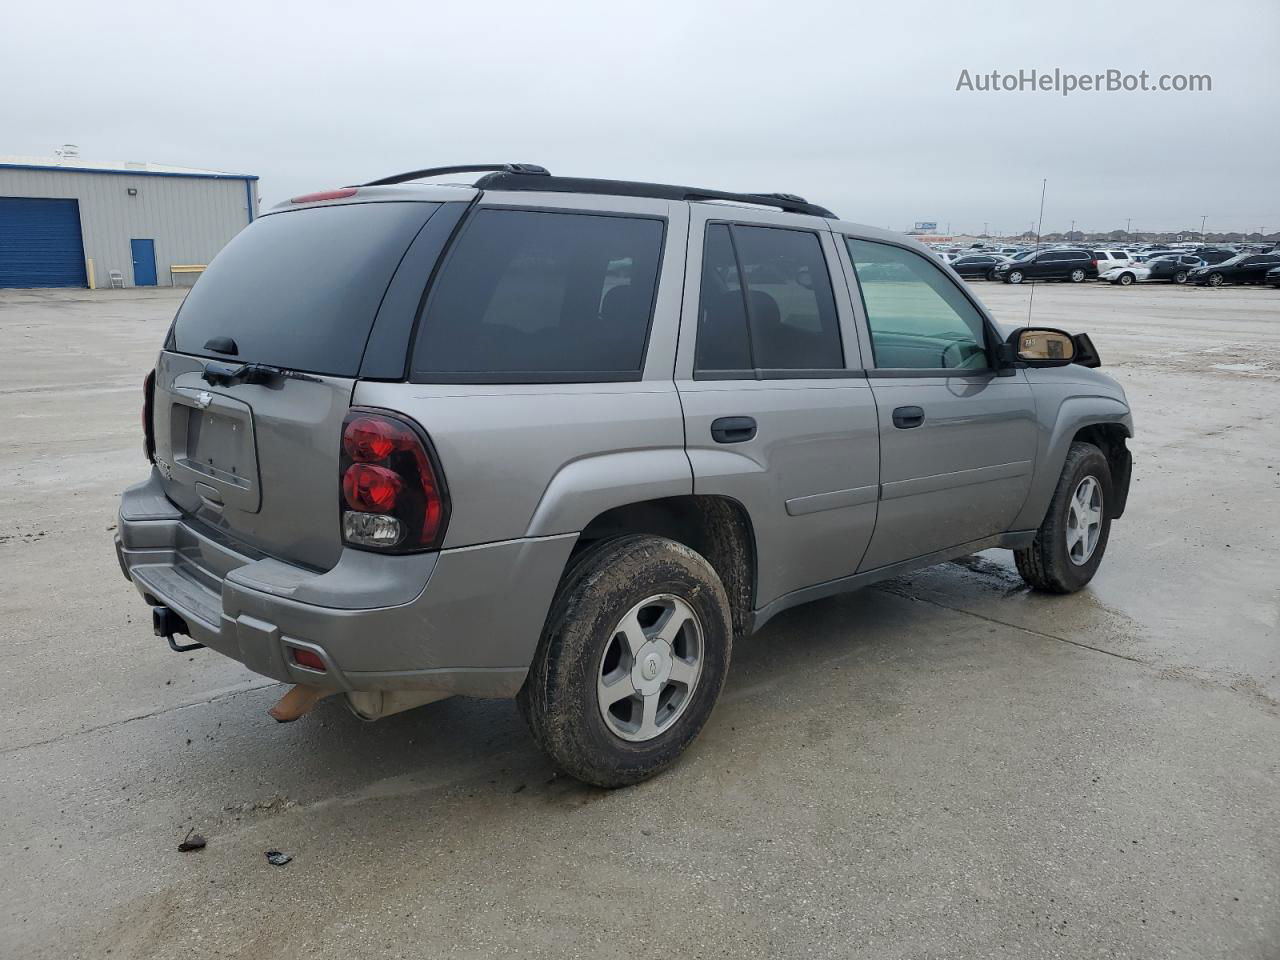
[570,495,758,642]
[1012,396,1134,530]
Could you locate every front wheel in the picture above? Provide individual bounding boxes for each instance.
[1070,268,1087,283]
[1117,272,1134,286]
[1208,272,1224,287]
[1007,270,1024,284]
[1014,442,1113,593]
[518,535,732,787]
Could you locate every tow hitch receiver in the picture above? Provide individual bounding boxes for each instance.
[153,605,204,653]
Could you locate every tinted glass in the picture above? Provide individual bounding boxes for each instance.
[171,202,438,376]
[695,224,751,371]
[732,226,843,371]
[413,209,664,380]
[846,238,989,370]
[694,224,843,373]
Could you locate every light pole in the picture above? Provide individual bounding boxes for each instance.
[1200,215,1207,243]
[1070,219,1076,240]
[1126,217,1131,235]
[983,221,988,237]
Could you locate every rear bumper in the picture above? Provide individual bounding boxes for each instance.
[116,471,576,698]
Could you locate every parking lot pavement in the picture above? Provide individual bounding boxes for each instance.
[1,284,1277,959]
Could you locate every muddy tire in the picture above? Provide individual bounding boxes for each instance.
[518,535,732,788]
[1014,442,1113,594]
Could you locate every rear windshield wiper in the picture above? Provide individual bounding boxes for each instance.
[201,360,322,387]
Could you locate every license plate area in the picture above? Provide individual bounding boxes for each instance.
[168,391,262,513]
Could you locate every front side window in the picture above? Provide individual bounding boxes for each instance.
[412,209,664,381]
[694,223,843,374]
[845,238,991,371]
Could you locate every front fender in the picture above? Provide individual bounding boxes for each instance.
[1012,394,1133,531]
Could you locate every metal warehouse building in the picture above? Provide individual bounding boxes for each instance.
[0,153,258,289]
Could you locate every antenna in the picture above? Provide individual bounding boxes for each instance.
[1027,178,1047,325]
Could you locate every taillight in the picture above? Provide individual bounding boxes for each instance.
[1090,258,1098,269]
[339,409,449,552]
[142,369,156,463]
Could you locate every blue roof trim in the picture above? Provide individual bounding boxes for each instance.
[0,162,259,182]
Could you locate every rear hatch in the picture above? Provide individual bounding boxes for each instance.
[152,199,443,570]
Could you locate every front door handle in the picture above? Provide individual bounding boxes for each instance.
[710,416,757,444]
[892,406,925,429]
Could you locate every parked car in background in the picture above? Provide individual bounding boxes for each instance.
[1188,252,1280,286]
[1145,254,1204,284]
[951,253,1009,280]
[1193,248,1238,265]
[1092,250,1136,274]
[1100,265,1149,285]
[1268,266,1280,288]
[993,248,1098,284]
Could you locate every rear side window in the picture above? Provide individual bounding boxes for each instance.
[412,209,664,382]
[170,202,439,376]
[694,223,843,375]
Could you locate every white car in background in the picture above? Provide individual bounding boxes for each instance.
[1092,250,1138,275]
[1099,264,1151,285]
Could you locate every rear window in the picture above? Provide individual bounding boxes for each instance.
[411,209,664,382]
[170,202,438,377]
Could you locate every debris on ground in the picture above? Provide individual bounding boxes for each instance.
[177,828,206,853]
[265,850,293,866]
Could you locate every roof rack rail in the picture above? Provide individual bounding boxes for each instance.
[359,163,549,187]
[473,171,836,218]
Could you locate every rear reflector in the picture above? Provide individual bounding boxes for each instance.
[291,187,357,204]
[290,647,326,671]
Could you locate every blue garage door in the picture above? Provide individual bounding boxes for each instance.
[0,197,88,288]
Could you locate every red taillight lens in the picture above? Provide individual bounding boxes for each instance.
[338,410,449,552]
[342,463,402,511]
[291,187,358,204]
[343,417,401,462]
[142,369,156,463]
[1091,259,1098,268]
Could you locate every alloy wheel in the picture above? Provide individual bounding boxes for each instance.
[1066,476,1103,566]
[597,594,704,742]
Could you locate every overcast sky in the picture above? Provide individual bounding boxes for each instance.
[4,0,1277,235]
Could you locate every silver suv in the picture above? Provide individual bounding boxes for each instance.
[116,164,1134,786]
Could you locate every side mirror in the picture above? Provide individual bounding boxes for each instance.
[1005,327,1076,366]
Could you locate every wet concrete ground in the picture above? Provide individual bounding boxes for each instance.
[1,282,1277,959]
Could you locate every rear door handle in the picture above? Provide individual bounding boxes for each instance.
[710,416,757,444]
[892,406,925,429]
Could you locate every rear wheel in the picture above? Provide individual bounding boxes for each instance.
[986,269,999,281]
[1173,270,1188,284]
[518,535,732,787]
[1070,268,1087,283]
[1014,442,1113,594]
